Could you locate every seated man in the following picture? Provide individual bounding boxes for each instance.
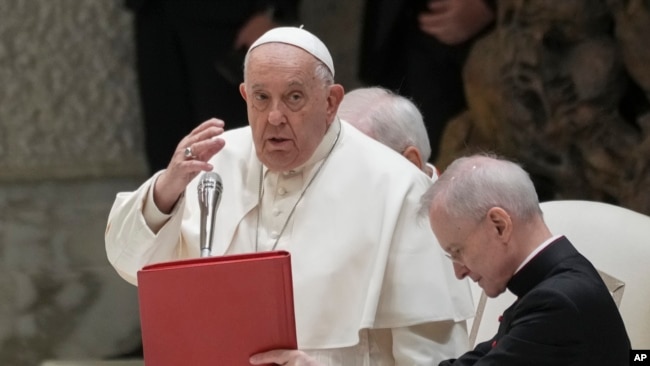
[422,154,630,365]
[105,27,473,364]
[338,86,438,177]
[251,154,631,366]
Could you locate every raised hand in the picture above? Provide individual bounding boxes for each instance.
[153,118,227,213]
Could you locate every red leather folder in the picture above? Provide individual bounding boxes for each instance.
[137,251,297,366]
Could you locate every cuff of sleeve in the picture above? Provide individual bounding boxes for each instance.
[143,174,176,233]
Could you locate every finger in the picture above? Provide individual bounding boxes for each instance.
[418,14,448,36]
[178,118,226,158]
[182,129,226,162]
[249,349,289,365]
[185,125,224,149]
[181,118,225,144]
[418,13,447,29]
[190,137,226,162]
[425,0,451,13]
[170,145,214,173]
[192,118,225,133]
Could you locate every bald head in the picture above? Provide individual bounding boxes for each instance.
[420,154,542,222]
[338,87,432,170]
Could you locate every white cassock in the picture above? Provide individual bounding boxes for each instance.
[106,118,475,365]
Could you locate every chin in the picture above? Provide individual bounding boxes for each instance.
[262,157,299,172]
[258,151,292,170]
[484,287,507,299]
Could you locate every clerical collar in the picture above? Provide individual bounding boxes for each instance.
[514,234,562,274]
[262,117,341,177]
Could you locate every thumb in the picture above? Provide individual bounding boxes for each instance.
[249,349,286,365]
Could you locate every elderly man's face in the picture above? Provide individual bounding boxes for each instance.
[429,205,513,298]
[240,43,341,172]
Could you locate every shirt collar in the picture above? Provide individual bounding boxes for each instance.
[514,234,562,274]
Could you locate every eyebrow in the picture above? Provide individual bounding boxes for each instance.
[249,82,265,91]
[249,79,306,91]
[285,80,307,90]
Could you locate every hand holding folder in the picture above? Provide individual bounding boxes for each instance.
[137,251,297,366]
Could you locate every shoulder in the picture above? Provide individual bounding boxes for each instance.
[517,261,614,324]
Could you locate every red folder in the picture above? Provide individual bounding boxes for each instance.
[137,251,297,366]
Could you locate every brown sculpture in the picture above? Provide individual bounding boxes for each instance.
[437,0,650,215]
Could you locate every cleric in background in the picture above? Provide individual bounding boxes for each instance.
[105,27,473,364]
[424,155,630,365]
[338,86,439,178]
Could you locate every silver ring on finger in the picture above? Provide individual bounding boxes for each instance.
[184,146,196,159]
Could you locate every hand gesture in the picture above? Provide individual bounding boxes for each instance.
[153,118,226,213]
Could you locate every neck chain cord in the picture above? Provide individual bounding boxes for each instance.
[255,128,341,252]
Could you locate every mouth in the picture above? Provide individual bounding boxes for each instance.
[266,137,292,149]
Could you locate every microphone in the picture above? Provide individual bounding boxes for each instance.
[197,171,223,257]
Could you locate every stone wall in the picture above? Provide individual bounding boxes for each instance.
[0,0,147,181]
[1,0,148,364]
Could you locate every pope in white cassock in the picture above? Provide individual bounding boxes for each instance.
[105,26,474,365]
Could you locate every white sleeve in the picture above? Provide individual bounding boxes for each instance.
[392,321,470,365]
[142,174,175,233]
[105,173,186,285]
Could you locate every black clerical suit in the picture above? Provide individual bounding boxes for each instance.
[440,236,630,365]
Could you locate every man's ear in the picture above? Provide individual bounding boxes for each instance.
[326,84,345,123]
[239,83,247,101]
[487,207,512,241]
[402,146,424,171]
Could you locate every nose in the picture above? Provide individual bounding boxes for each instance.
[453,262,471,280]
[268,102,286,126]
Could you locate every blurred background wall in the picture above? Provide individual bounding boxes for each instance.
[0,1,146,364]
[0,1,363,364]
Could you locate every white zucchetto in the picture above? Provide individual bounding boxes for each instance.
[247,26,335,77]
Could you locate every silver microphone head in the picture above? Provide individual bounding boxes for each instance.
[197,172,223,257]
